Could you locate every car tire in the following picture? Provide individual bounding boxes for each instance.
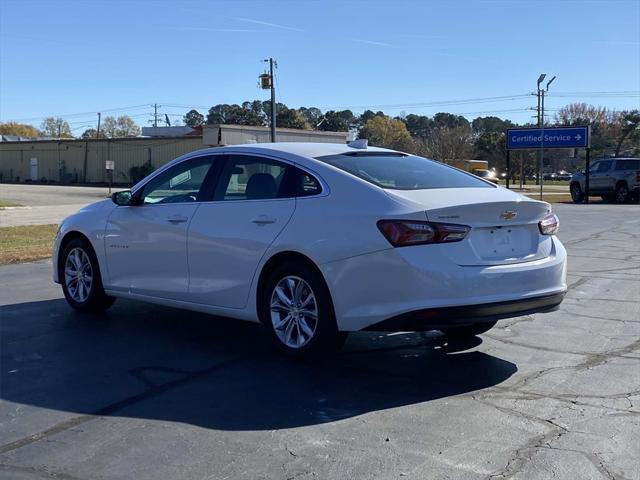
[615,182,629,204]
[60,237,115,313]
[259,261,347,358]
[570,183,584,203]
[441,321,498,338]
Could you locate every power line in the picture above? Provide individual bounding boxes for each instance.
[319,94,532,111]
[5,90,638,126]
[9,104,151,122]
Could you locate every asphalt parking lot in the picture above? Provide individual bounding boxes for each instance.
[1,203,639,480]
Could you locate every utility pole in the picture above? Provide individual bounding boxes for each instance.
[96,112,101,138]
[260,58,277,142]
[536,74,556,200]
[151,104,161,127]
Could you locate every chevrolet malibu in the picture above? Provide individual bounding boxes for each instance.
[54,142,567,356]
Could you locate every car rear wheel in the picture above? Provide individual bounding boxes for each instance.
[441,321,498,338]
[570,183,584,203]
[60,238,115,313]
[615,182,629,203]
[260,261,346,357]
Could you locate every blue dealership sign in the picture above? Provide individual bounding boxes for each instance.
[507,126,590,150]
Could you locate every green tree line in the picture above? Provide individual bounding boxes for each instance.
[2,102,637,173]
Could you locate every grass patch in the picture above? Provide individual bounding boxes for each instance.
[0,199,22,209]
[0,224,57,265]
[522,193,574,203]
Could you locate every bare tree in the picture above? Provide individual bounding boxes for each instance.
[40,117,72,137]
[420,126,473,163]
[101,115,141,138]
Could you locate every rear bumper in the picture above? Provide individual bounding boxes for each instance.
[321,236,567,331]
[363,292,565,331]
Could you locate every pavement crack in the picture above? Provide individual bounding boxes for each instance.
[0,356,244,455]
[0,463,87,480]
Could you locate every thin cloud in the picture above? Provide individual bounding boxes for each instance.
[230,16,304,32]
[171,27,274,33]
[595,40,640,46]
[397,33,449,40]
[348,38,394,48]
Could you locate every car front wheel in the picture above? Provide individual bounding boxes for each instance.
[570,183,584,203]
[260,261,346,357]
[60,238,115,312]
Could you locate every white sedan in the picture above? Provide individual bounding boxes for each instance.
[53,142,567,356]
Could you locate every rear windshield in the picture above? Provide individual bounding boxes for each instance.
[316,153,493,190]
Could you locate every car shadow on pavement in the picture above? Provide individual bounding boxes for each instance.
[1,298,517,431]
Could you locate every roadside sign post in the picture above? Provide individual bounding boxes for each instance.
[505,150,510,189]
[105,160,114,195]
[585,147,590,204]
[506,126,590,201]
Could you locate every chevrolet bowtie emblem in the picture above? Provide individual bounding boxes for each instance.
[501,211,517,220]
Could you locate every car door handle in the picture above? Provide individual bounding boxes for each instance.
[251,215,276,225]
[167,215,189,224]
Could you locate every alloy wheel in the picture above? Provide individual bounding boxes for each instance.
[616,185,628,203]
[64,248,93,303]
[270,276,318,349]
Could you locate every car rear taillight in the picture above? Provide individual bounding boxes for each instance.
[377,220,470,247]
[538,213,559,235]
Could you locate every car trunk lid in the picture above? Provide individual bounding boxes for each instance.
[385,187,553,266]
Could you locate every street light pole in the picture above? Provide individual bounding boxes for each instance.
[268,58,276,142]
[538,75,556,200]
[536,74,546,189]
[259,59,277,142]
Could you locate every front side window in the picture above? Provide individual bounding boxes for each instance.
[140,156,215,204]
[316,153,493,190]
[595,160,613,173]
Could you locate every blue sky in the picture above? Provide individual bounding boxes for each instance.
[1,0,639,132]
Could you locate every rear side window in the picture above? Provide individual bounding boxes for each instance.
[614,159,640,170]
[291,168,322,197]
[216,155,288,201]
[316,153,493,190]
[214,156,323,200]
[595,160,613,173]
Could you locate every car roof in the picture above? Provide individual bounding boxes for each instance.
[198,142,398,159]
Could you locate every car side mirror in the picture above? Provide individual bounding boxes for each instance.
[112,190,133,206]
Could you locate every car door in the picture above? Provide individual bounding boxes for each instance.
[104,155,217,300]
[589,160,613,193]
[187,154,300,309]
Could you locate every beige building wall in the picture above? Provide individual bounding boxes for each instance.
[0,137,206,184]
[203,124,349,146]
[0,126,350,185]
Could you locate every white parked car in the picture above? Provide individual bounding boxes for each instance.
[54,142,567,356]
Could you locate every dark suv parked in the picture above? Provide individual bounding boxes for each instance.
[570,158,640,203]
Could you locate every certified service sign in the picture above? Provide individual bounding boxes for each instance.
[507,126,589,150]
